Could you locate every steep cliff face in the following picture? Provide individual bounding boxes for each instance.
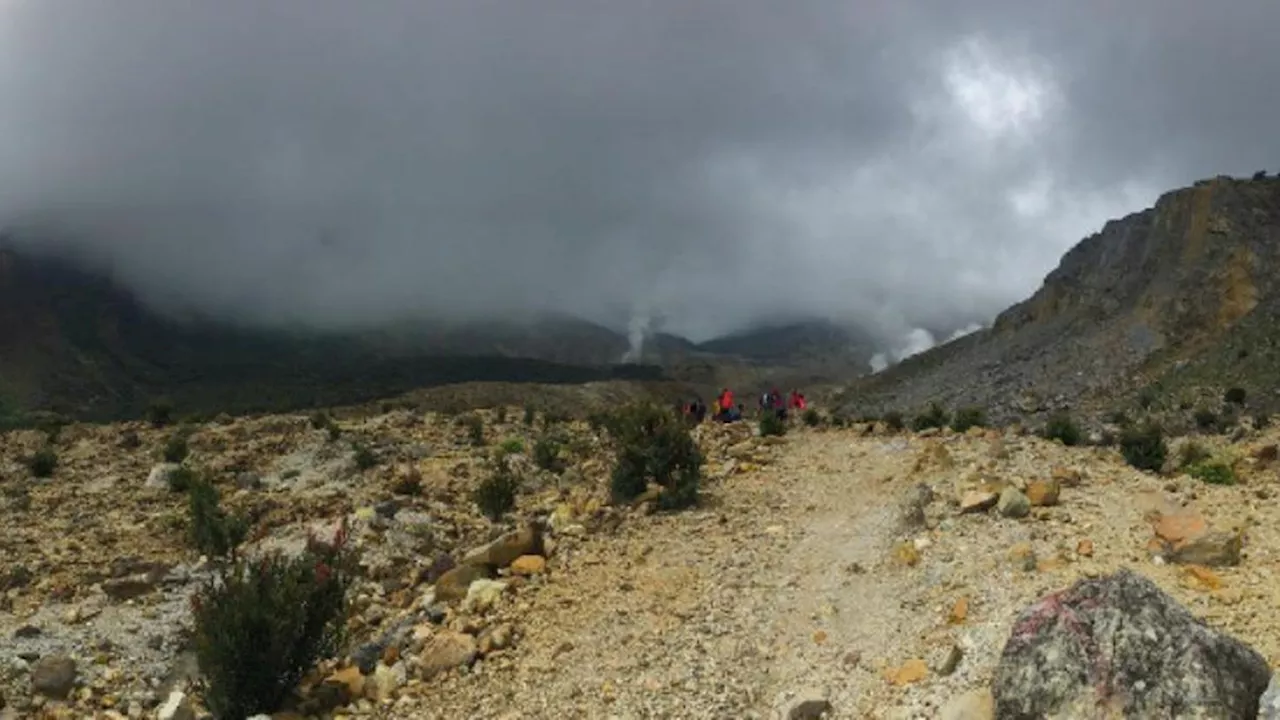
[842,175,1280,422]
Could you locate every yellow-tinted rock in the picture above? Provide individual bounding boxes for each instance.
[885,658,928,685]
[509,555,547,576]
[1025,478,1061,506]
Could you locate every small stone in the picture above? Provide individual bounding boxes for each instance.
[939,689,995,720]
[31,654,77,699]
[1025,478,1060,507]
[1076,538,1094,557]
[509,555,546,576]
[145,463,181,490]
[886,658,928,686]
[369,662,406,701]
[433,564,491,603]
[997,487,1030,518]
[1050,466,1082,487]
[934,644,964,676]
[1169,531,1243,568]
[102,575,157,601]
[156,690,196,720]
[1009,543,1037,572]
[892,541,921,567]
[959,491,999,514]
[461,524,542,568]
[1180,564,1223,591]
[948,596,969,624]
[13,624,42,639]
[381,644,400,666]
[327,666,365,699]
[478,624,514,654]
[235,471,262,490]
[780,688,831,719]
[419,631,478,679]
[462,579,508,614]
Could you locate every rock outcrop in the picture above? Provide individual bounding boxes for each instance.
[993,568,1270,718]
[843,175,1280,425]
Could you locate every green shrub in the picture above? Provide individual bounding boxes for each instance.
[326,424,342,442]
[120,430,141,450]
[523,406,536,426]
[911,402,949,432]
[759,412,786,437]
[459,414,485,446]
[1137,387,1157,409]
[309,411,330,430]
[1177,441,1212,469]
[950,407,987,433]
[499,437,525,455]
[1042,413,1082,446]
[1224,387,1247,406]
[1193,408,1220,433]
[494,406,508,424]
[532,432,566,474]
[188,476,247,559]
[882,411,905,432]
[1106,409,1132,426]
[391,473,422,496]
[192,521,355,720]
[147,398,174,428]
[604,403,702,510]
[1187,461,1236,486]
[1254,413,1271,430]
[1120,423,1167,473]
[168,466,197,493]
[162,433,191,463]
[32,412,67,443]
[473,455,520,521]
[352,444,377,471]
[27,446,57,478]
[802,408,822,427]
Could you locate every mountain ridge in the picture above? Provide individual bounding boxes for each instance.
[840,173,1280,426]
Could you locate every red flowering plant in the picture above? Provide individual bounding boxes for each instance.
[190,514,359,720]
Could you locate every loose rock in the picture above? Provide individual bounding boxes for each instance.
[992,568,1270,718]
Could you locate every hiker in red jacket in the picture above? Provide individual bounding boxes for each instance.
[717,388,734,421]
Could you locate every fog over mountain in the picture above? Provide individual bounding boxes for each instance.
[2,0,1279,355]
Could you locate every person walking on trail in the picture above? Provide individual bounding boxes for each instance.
[717,388,734,421]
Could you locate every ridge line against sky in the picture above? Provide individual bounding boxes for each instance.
[1,0,1278,353]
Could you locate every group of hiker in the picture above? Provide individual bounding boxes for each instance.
[678,386,807,424]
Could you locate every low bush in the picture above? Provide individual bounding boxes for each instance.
[882,411,905,432]
[459,413,485,446]
[1177,440,1212,468]
[391,472,422,496]
[950,406,987,433]
[1042,413,1082,447]
[1106,409,1132,426]
[473,455,520,521]
[27,446,57,478]
[352,443,377,471]
[1137,387,1157,409]
[604,403,702,510]
[1224,387,1247,406]
[192,520,355,720]
[911,403,949,432]
[147,398,174,428]
[494,406,508,424]
[326,424,342,442]
[759,412,786,437]
[532,432,566,474]
[168,466,197,493]
[188,476,247,559]
[309,411,331,430]
[499,437,525,455]
[1120,423,1167,473]
[162,432,191,464]
[1187,461,1236,486]
[523,406,537,426]
[802,408,822,427]
[1193,408,1220,433]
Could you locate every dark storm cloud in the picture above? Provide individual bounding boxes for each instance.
[1,0,1278,346]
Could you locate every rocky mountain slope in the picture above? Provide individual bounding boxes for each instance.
[3,395,1280,718]
[0,245,672,425]
[841,174,1280,427]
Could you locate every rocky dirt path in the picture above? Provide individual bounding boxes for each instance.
[421,431,934,719]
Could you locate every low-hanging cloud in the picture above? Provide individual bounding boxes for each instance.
[1,0,1279,346]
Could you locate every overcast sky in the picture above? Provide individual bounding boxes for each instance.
[1,1,1277,345]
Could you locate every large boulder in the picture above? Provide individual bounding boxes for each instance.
[993,569,1269,719]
